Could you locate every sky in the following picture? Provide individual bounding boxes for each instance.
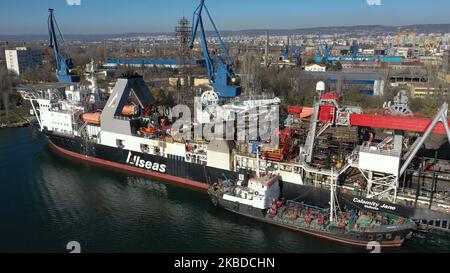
[1,0,450,35]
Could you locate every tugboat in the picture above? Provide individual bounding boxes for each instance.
[208,173,415,248]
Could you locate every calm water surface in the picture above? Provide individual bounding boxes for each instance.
[0,128,449,253]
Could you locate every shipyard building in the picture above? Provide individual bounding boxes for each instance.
[5,47,43,75]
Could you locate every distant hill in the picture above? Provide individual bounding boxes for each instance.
[231,24,450,36]
[1,24,450,42]
[0,32,170,42]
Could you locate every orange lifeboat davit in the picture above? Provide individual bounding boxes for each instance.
[122,105,138,116]
[82,112,101,125]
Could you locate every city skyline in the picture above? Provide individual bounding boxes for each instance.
[1,0,450,35]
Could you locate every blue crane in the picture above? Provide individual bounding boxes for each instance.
[281,36,290,61]
[282,44,289,61]
[48,9,80,83]
[189,0,241,98]
[314,43,334,63]
[294,46,302,66]
[350,41,359,59]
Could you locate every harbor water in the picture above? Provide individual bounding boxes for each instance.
[0,127,449,253]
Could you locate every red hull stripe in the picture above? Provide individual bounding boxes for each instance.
[48,140,209,191]
[48,141,406,248]
[270,220,404,248]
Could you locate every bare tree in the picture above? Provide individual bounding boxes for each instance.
[0,66,19,124]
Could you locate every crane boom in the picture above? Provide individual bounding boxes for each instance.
[189,0,241,98]
[350,114,450,135]
[190,2,214,84]
[48,9,79,83]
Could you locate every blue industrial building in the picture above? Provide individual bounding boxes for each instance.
[314,43,404,64]
[104,59,205,69]
[379,56,404,63]
[304,71,386,96]
[329,79,377,95]
[314,55,404,64]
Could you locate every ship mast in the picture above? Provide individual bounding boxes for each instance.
[87,59,99,103]
[329,171,336,223]
[256,144,261,178]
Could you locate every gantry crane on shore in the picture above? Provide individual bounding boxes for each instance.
[189,0,241,98]
[48,8,80,83]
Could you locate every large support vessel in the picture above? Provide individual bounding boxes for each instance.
[18,3,450,241]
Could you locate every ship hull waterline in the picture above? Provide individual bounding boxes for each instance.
[45,132,448,222]
[208,190,411,248]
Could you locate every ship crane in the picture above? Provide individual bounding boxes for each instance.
[350,113,450,135]
[189,0,241,98]
[48,9,80,83]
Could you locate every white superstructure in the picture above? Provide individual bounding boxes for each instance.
[222,175,280,209]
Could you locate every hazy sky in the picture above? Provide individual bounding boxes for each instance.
[1,0,450,35]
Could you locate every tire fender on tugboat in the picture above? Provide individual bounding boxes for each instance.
[211,195,219,206]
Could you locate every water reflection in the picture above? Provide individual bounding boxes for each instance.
[0,128,449,253]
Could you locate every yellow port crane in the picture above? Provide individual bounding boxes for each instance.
[424,35,439,53]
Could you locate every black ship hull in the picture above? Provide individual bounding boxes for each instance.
[46,132,450,224]
[47,133,237,191]
[281,181,450,222]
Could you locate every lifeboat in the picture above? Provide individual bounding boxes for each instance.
[287,106,314,118]
[139,126,158,136]
[300,107,314,118]
[122,105,138,116]
[82,112,101,125]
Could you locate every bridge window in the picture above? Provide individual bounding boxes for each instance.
[116,139,124,149]
[141,144,149,153]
